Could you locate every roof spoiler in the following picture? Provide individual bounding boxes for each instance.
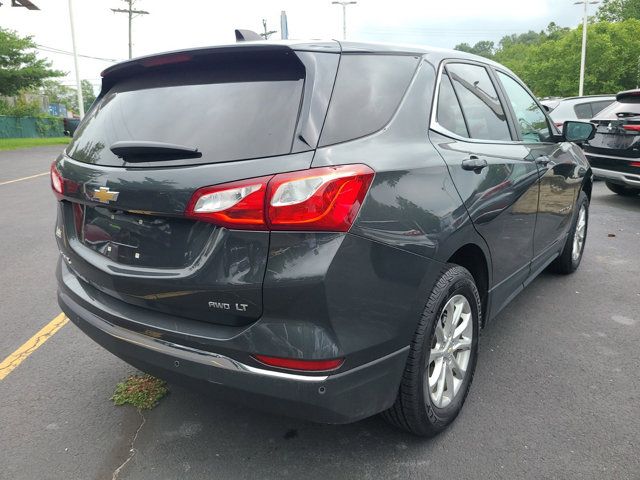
[235,29,262,42]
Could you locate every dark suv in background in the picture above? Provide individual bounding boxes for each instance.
[583,89,640,196]
[52,41,594,436]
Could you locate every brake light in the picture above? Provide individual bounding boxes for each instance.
[630,161,640,168]
[185,164,375,232]
[51,162,64,199]
[622,124,640,131]
[253,354,344,372]
[185,176,272,230]
[267,165,374,231]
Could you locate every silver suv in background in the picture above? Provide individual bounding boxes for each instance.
[541,95,615,131]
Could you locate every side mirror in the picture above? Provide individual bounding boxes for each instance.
[563,121,596,143]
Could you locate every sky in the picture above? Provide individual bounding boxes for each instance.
[1,0,594,92]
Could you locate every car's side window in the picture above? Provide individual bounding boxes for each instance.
[445,63,511,141]
[497,71,551,143]
[574,102,593,119]
[436,72,469,138]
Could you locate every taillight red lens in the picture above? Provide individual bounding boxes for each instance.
[51,162,64,199]
[267,165,374,231]
[622,124,640,131]
[185,176,272,230]
[253,354,344,372]
[184,164,375,232]
[630,161,640,168]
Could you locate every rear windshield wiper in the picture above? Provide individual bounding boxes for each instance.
[110,141,202,162]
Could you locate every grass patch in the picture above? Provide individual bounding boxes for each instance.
[112,374,168,410]
[0,137,70,151]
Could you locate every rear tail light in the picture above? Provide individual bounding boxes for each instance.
[185,176,271,230]
[622,124,640,132]
[185,164,374,232]
[253,354,344,372]
[51,162,64,199]
[630,161,640,168]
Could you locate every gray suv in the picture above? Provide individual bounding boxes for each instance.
[53,41,595,436]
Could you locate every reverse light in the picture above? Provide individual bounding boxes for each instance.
[185,164,375,232]
[51,162,64,199]
[185,176,272,230]
[267,165,375,231]
[253,354,344,372]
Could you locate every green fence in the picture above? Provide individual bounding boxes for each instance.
[0,116,64,138]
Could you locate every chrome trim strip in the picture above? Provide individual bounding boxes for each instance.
[585,151,640,161]
[592,167,640,186]
[65,293,329,382]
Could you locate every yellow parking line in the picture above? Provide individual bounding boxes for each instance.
[0,313,68,381]
[0,172,48,186]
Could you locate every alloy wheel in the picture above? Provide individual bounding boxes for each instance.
[426,294,473,409]
[572,204,587,262]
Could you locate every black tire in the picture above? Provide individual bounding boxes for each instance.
[549,191,589,274]
[382,264,480,436]
[605,181,640,196]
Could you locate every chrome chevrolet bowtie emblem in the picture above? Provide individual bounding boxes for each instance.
[91,186,119,204]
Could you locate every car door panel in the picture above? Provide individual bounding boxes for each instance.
[430,132,539,316]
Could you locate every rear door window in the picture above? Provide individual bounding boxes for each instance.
[318,54,419,146]
[436,73,469,138]
[68,55,305,166]
[446,63,511,141]
[497,71,551,143]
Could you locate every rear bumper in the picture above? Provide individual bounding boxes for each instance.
[591,167,640,187]
[57,262,409,424]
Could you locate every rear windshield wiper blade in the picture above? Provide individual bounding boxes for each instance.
[110,141,202,162]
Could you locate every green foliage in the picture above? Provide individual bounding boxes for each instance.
[81,80,97,112]
[454,41,495,59]
[0,97,41,116]
[0,28,63,96]
[112,374,168,410]
[490,20,640,97]
[597,0,640,21]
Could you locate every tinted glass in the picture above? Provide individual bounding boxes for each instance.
[447,63,511,141]
[592,100,640,120]
[497,71,551,142]
[68,61,304,166]
[573,102,593,119]
[319,54,419,146]
[591,100,614,116]
[436,73,469,138]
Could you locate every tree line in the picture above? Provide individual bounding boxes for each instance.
[455,0,640,97]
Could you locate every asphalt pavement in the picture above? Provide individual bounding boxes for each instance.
[1,146,638,480]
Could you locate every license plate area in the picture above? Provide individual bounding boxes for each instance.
[80,205,209,268]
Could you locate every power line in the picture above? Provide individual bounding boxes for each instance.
[36,44,120,62]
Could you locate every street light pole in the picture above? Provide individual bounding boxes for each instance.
[67,0,84,118]
[332,1,357,40]
[574,0,599,96]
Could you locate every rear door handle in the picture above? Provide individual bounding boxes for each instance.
[461,155,488,172]
[535,155,552,166]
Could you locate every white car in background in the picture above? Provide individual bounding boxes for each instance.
[541,95,615,131]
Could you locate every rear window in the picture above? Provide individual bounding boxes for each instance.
[318,54,419,146]
[594,99,640,120]
[68,55,305,166]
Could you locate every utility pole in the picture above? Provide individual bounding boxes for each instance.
[331,1,357,40]
[280,11,288,40]
[574,0,599,96]
[111,0,149,59]
[260,19,277,39]
[67,0,84,118]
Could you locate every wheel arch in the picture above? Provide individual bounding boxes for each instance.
[445,243,491,327]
